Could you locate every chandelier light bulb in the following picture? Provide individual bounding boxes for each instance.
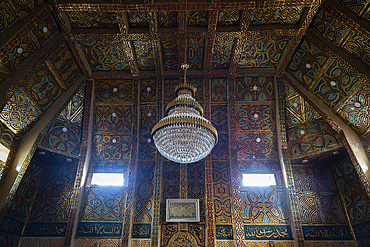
[151,65,218,164]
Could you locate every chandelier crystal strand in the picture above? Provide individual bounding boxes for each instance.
[151,64,218,164]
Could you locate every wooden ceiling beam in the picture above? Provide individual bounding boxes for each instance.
[147,10,164,75]
[71,28,120,34]
[203,6,219,74]
[325,0,370,34]
[309,28,370,79]
[276,0,321,74]
[56,0,314,12]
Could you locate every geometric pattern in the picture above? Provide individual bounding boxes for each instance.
[134,41,155,71]
[250,7,304,25]
[235,77,274,101]
[158,11,177,28]
[292,165,347,225]
[212,37,233,69]
[41,119,82,156]
[80,187,125,221]
[187,11,208,27]
[211,78,227,102]
[9,0,44,21]
[332,156,370,225]
[161,161,180,223]
[218,10,241,27]
[337,84,370,134]
[287,118,340,159]
[140,105,156,132]
[0,92,41,134]
[30,14,58,48]
[79,40,129,71]
[95,80,132,103]
[94,105,132,132]
[211,105,228,132]
[140,79,156,103]
[29,161,78,222]
[211,133,229,161]
[0,2,18,35]
[92,134,131,161]
[241,186,289,224]
[128,12,148,28]
[342,31,370,67]
[74,238,121,246]
[57,85,86,125]
[188,162,206,222]
[19,238,65,247]
[238,36,290,68]
[235,132,278,160]
[213,161,232,224]
[236,104,275,131]
[162,39,179,70]
[67,11,118,28]
[23,64,62,111]
[0,120,19,149]
[139,134,156,161]
[188,38,205,69]
[2,35,37,70]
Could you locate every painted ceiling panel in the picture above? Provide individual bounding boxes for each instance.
[30,14,58,47]
[22,64,62,111]
[158,11,177,28]
[288,35,330,87]
[79,40,129,71]
[236,103,275,132]
[128,12,148,28]
[161,39,179,71]
[10,0,44,21]
[0,92,41,134]
[92,134,131,161]
[212,36,233,69]
[0,120,19,150]
[342,31,370,67]
[57,85,85,125]
[311,8,351,46]
[94,105,132,132]
[187,11,208,27]
[1,34,37,71]
[95,80,132,103]
[217,10,240,27]
[0,63,8,84]
[235,132,278,160]
[250,7,304,25]
[188,38,205,69]
[211,78,227,102]
[134,41,155,71]
[287,118,341,159]
[0,1,18,35]
[67,11,118,28]
[238,35,290,68]
[337,84,370,134]
[48,40,83,88]
[337,0,367,16]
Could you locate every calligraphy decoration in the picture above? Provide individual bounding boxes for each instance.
[166,199,200,222]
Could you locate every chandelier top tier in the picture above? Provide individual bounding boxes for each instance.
[151,69,218,164]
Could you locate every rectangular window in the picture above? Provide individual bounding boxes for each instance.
[242,174,276,187]
[91,173,124,186]
[0,143,10,163]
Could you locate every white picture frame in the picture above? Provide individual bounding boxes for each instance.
[166,199,200,222]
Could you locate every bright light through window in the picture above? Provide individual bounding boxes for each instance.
[242,174,276,187]
[0,143,10,163]
[91,173,124,186]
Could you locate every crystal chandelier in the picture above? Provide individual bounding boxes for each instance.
[151,64,218,163]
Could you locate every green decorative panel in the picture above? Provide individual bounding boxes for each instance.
[23,222,67,237]
[216,225,233,240]
[77,222,122,237]
[243,225,293,240]
[302,225,353,240]
[132,224,151,238]
[212,37,233,69]
[67,11,118,28]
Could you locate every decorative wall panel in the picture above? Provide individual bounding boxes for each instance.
[187,161,206,222]
[218,10,240,27]
[94,105,132,132]
[95,79,132,103]
[213,161,233,224]
[92,134,131,161]
[212,105,228,132]
[19,237,64,247]
[211,78,227,102]
[140,79,156,103]
[0,1,18,35]
[235,77,274,102]
[128,12,148,28]
[158,11,177,28]
[0,120,19,149]
[292,165,347,225]
[187,11,208,27]
[2,35,37,71]
[73,238,121,246]
[10,0,44,21]
[235,132,278,160]
[30,14,58,47]
[164,78,203,103]
[236,104,275,131]
[0,233,20,247]
[211,133,229,161]
[161,161,180,223]
[140,105,156,132]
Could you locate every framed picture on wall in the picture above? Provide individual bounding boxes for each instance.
[166,199,200,222]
